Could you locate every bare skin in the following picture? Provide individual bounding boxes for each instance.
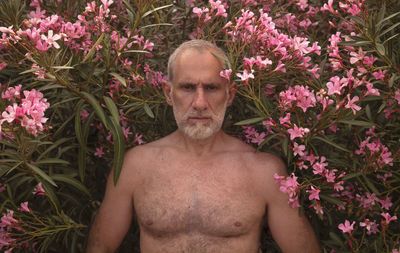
[86,47,321,253]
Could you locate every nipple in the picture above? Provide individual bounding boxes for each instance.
[234,221,242,227]
[145,220,153,226]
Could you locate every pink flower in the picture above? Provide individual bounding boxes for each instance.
[236,69,254,82]
[326,76,347,95]
[338,220,355,233]
[33,182,45,195]
[287,124,309,140]
[359,219,379,235]
[381,212,397,224]
[219,69,232,82]
[134,133,145,145]
[1,210,17,227]
[35,39,51,52]
[41,30,61,49]
[307,186,320,200]
[293,142,305,157]
[251,132,266,145]
[18,202,30,212]
[80,109,89,122]
[94,147,104,157]
[345,95,361,115]
[379,197,393,210]
[372,69,386,81]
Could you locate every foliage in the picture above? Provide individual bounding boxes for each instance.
[0,0,399,252]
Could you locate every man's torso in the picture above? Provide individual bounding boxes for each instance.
[128,135,274,253]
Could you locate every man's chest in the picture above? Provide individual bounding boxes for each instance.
[133,158,266,238]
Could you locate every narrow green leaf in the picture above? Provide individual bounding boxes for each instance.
[329,232,343,246]
[35,158,70,165]
[82,33,104,63]
[313,136,350,152]
[51,66,74,70]
[19,67,43,75]
[234,117,264,126]
[376,11,400,28]
[143,103,155,118]
[350,16,364,25]
[104,96,120,124]
[122,49,150,54]
[365,104,372,121]
[343,172,362,180]
[142,4,173,18]
[320,194,344,206]
[52,174,91,197]
[362,175,380,195]
[81,92,109,129]
[379,22,400,38]
[27,163,57,187]
[383,33,399,44]
[109,72,127,87]
[339,120,374,127]
[108,117,126,185]
[376,43,385,55]
[37,138,72,161]
[139,23,172,30]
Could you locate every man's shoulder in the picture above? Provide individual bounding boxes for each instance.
[124,134,174,159]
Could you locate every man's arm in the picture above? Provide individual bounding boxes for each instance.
[260,154,321,253]
[86,149,136,253]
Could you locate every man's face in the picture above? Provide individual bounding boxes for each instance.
[164,49,235,140]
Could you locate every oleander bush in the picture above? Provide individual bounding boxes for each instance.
[0,0,399,252]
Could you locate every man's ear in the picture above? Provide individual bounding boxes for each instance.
[162,80,173,106]
[227,82,237,107]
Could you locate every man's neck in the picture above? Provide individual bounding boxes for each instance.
[174,130,227,157]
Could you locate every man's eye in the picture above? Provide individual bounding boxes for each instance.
[182,85,195,90]
[205,86,217,90]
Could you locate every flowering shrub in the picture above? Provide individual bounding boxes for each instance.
[0,0,399,252]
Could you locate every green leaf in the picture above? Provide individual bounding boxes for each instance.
[108,117,126,185]
[143,103,155,118]
[123,49,150,54]
[52,174,91,197]
[343,172,362,180]
[142,4,173,18]
[139,23,172,30]
[376,11,400,28]
[329,232,343,246]
[37,138,73,161]
[104,96,120,124]
[379,22,400,38]
[51,66,74,70]
[27,163,57,187]
[234,117,264,126]
[376,43,385,55]
[338,120,374,127]
[362,175,380,195]
[82,33,104,63]
[365,104,372,121]
[338,40,371,46]
[109,72,127,87]
[320,194,344,206]
[313,136,350,152]
[81,92,109,129]
[35,158,70,165]
[350,15,364,25]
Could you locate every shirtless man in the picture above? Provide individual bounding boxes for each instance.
[86,40,321,253]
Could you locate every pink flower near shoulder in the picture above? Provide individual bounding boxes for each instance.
[338,220,355,233]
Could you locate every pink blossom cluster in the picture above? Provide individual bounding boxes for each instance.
[274,173,300,208]
[0,85,50,136]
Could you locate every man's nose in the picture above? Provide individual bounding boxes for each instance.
[193,87,208,111]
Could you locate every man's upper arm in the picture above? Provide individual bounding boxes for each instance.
[86,148,138,253]
[260,154,321,253]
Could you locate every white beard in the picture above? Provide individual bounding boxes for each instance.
[171,97,228,140]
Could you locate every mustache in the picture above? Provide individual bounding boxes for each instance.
[185,112,213,118]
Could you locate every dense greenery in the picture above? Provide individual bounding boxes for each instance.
[0,0,399,252]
